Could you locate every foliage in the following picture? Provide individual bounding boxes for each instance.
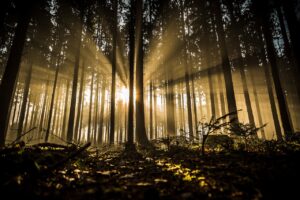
[196,111,238,155]
[155,135,190,151]
[228,123,266,151]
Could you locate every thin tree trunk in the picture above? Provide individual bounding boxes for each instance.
[281,0,300,72]
[227,1,255,125]
[127,0,135,146]
[166,79,176,136]
[53,85,61,136]
[74,62,85,142]
[45,61,60,142]
[17,63,33,139]
[258,1,293,138]
[179,0,194,139]
[153,85,158,139]
[214,0,238,122]
[23,93,31,133]
[67,11,83,142]
[276,3,300,98]
[98,81,106,145]
[109,0,118,145]
[39,78,49,133]
[61,80,70,140]
[247,55,266,138]
[149,81,153,139]
[87,70,94,142]
[93,74,100,145]
[208,69,216,118]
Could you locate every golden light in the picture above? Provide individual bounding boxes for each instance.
[116,87,129,103]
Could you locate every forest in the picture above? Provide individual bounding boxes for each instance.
[0,0,300,199]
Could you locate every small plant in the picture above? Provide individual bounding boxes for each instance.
[197,111,239,155]
[228,123,266,151]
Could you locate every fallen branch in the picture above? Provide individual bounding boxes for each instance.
[46,142,91,172]
[10,127,37,146]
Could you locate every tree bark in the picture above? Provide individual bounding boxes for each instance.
[87,70,94,142]
[109,0,118,145]
[127,0,135,146]
[45,60,60,142]
[67,11,83,142]
[74,62,85,142]
[214,0,239,123]
[179,0,194,139]
[17,63,33,139]
[0,1,33,146]
[135,0,150,146]
[98,80,106,145]
[256,0,293,138]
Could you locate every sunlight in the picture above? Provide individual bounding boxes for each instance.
[116,87,129,103]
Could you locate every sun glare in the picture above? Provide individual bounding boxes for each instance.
[116,87,129,103]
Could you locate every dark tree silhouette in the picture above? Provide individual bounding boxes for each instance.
[0,0,34,146]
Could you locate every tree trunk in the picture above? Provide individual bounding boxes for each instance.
[98,81,106,145]
[17,62,33,139]
[166,79,176,136]
[67,11,83,142]
[87,70,94,142]
[247,55,266,139]
[208,69,216,118]
[281,0,300,73]
[61,80,70,140]
[214,0,238,122]
[0,1,33,146]
[135,0,150,146]
[126,0,135,146]
[179,0,194,139]
[153,85,158,139]
[93,74,100,145]
[109,0,118,145]
[45,61,60,142]
[257,0,293,138]
[74,62,85,142]
[39,78,49,136]
[149,81,153,139]
[226,1,255,125]
[276,3,300,98]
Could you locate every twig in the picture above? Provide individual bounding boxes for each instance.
[10,127,37,146]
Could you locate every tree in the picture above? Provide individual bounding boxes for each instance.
[0,0,34,146]
[213,0,239,123]
[253,0,293,138]
[126,0,135,148]
[109,0,118,145]
[179,0,194,139]
[66,4,84,143]
[17,62,33,139]
[135,0,150,146]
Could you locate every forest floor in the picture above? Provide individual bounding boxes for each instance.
[1,142,300,200]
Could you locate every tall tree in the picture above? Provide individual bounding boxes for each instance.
[0,0,34,146]
[179,0,194,139]
[280,0,300,73]
[45,55,60,142]
[226,0,255,125]
[126,0,136,148]
[17,62,33,139]
[98,80,106,145]
[135,0,150,146]
[66,4,84,142]
[109,0,118,145]
[253,0,293,138]
[213,0,239,122]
